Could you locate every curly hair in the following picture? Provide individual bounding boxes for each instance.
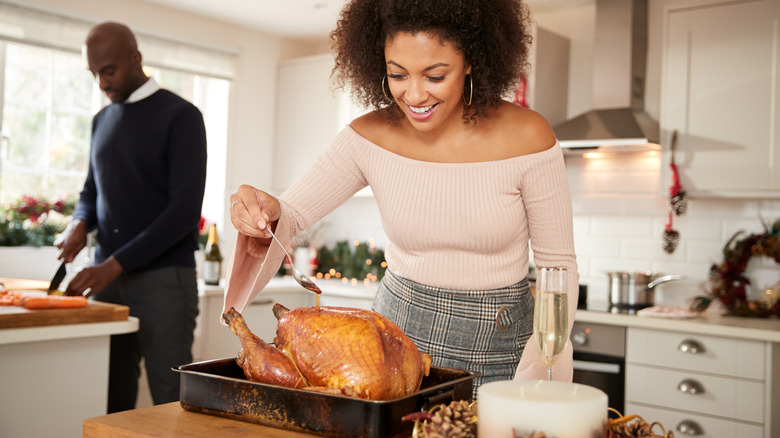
[330,0,533,123]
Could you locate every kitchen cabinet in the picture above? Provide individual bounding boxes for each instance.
[0,317,138,438]
[575,308,780,438]
[273,54,368,194]
[625,327,775,437]
[525,25,570,127]
[660,0,780,198]
[195,284,313,361]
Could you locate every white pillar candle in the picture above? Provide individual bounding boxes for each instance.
[478,380,608,438]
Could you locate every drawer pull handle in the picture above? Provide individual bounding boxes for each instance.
[249,299,274,306]
[678,339,705,354]
[676,420,704,436]
[677,379,705,395]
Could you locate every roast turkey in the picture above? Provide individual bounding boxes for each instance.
[223,304,432,400]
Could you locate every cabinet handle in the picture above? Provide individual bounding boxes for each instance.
[677,379,705,395]
[676,420,704,436]
[249,299,274,306]
[677,339,705,354]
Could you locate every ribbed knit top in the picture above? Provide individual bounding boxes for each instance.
[224,125,578,316]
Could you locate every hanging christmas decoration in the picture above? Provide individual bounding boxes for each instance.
[668,130,688,215]
[662,211,680,254]
[662,131,687,254]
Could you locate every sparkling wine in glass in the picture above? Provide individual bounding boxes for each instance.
[533,267,569,381]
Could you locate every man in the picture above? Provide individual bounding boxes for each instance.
[56,21,207,413]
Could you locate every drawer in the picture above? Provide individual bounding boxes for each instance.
[626,364,764,423]
[627,328,764,379]
[625,402,763,438]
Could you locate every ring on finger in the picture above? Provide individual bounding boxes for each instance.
[231,200,240,212]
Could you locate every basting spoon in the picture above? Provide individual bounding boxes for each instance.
[266,225,322,295]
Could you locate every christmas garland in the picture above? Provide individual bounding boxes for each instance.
[693,218,780,318]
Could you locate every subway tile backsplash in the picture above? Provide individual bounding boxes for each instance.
[318,152,779,307]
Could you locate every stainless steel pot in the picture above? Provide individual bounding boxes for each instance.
[606,271,682,310]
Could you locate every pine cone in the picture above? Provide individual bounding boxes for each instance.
[663,229,680,254]
[670,190,688,215]
[419,400,477,438]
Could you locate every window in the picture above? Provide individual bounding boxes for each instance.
[0,41,100,203]
[0,41,230,225]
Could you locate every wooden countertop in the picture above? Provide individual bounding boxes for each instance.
[83,402,317,437]
[0,276,49,291]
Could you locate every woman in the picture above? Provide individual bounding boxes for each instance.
[225,0,578,391]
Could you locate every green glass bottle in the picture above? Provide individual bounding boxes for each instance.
[203,224,223,285]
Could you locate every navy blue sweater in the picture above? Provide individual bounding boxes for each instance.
[73,89,207,274]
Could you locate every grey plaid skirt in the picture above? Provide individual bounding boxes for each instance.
[372,269,533,398]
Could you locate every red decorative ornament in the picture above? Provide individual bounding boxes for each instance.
[513,74,528,108]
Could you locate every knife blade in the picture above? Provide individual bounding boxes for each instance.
[48,262,67,294]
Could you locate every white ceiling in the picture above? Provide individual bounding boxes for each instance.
[142,0,593,42]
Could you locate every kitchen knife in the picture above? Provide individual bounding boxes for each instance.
[48,261,67,294]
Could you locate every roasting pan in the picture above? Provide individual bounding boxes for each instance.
[175,358,477,438]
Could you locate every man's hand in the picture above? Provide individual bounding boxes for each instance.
[55,220,88,263]
[64,256,123,297]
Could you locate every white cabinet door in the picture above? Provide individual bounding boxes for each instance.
[661,0,780,197]
[273,54,367,193]
[527,26,570,127]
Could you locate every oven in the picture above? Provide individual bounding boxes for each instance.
[571,321,626,414]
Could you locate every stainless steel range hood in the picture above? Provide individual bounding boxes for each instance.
[554,0,659,152]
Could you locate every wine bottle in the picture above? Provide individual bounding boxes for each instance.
[203,224,223,285]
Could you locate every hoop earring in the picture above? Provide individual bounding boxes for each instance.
[463,75,473,106]
[381,75,394,104]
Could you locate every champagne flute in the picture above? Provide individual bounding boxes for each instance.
[533,267,569,381]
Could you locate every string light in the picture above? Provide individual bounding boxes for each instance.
[312,238,386,286]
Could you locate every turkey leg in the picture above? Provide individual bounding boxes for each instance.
[223,307,307,389]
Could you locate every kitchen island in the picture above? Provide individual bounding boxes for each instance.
[84,402,315,437]
[0,306,139,438]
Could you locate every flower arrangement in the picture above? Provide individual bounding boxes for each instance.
[692,218,780,318]
[0,195,77,247]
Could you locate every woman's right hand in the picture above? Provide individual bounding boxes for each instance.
[229,184,280,239]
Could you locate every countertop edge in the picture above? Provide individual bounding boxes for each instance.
[0,316,139,345]
[576,309,780,342]
[199,277,379,300]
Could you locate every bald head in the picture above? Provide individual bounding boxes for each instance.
[86,21,148,103]
[87,22,138,55]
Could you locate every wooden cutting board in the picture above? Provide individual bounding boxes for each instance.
[0,300,130,329]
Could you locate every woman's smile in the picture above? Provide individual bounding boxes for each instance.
[407,103,438,120]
